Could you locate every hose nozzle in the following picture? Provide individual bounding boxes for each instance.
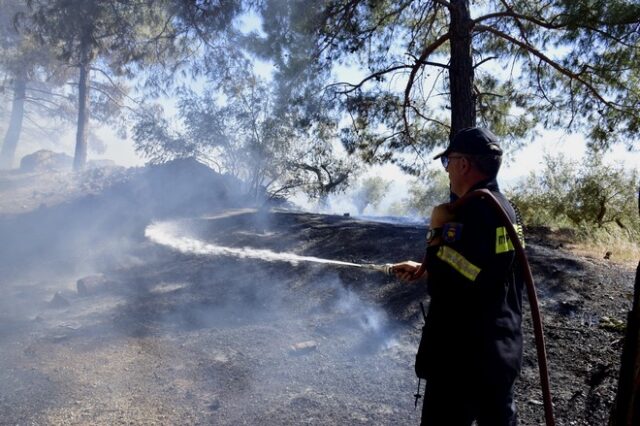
[359,263,394,275]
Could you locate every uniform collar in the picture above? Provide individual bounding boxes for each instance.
[449,177,500,202]
[469,177,500,193]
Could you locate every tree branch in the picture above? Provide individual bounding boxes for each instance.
[474,10,563,30]
[318,0,363,56]
[325,64,413,94]
[409,105,450,129]
[359,0,414,37]
[475,9,640,48]
[475,24,622,110]
[27,87,72,100]
[408,54,449,69]
[474,56,497,69]
[23,96,66,110]
[90,66,138,104]
[535,58,558,108]
[403,32,450,139]
[496,0,532,47]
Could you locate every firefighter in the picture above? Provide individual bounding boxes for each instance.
[393,127,524,426]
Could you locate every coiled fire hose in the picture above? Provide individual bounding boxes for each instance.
[406,188,555,426]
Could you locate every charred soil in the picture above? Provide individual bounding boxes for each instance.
[0,166,635,425]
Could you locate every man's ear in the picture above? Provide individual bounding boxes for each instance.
[460,156,470,173]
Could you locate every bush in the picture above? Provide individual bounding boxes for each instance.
[352,177,392,214]
[508,153,639,245]
[389,168,450,217]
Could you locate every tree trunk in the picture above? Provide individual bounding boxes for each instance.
[609,187,640,425]
[448,0,475,140]
[73,29,92,171]
[0,76,27,170]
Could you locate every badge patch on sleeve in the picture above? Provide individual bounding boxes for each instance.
[442,222,463,243]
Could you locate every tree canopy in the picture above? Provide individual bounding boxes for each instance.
[22,0,228,170]
[133,67,358,201]
[253,0,640,174]
[2,0,639,193]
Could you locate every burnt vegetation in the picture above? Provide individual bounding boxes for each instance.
[0,162,636,424]
[0,0,639,424]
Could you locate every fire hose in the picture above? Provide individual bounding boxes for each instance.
[416,189,555,425]
[363,189,555,425]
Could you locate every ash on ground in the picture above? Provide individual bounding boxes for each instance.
[0,161,634,425]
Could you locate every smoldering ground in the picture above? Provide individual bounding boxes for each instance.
[0,160,635,424]
[0,162,427,424]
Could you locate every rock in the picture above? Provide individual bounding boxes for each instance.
[558,300,581,316]
[604,251,612,260]
[290,340,317,354]
[76,274,110,296]
[20,150,73,172]
[49,291,70,308]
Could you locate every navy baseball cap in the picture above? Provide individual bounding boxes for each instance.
[433,127,503,159]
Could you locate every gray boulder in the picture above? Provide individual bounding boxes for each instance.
[20,150,73,172]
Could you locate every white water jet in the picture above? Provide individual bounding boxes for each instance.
[145,221,362,268]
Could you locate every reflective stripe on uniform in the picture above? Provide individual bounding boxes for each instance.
[437,246,481,281]
[495,224,525,254]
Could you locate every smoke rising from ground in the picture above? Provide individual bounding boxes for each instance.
[0,159,427,424]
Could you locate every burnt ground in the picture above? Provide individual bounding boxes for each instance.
[0,166,636,425]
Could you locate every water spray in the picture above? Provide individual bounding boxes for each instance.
[145,222,395,274]
[145,197,553,425]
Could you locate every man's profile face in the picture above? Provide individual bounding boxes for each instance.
[444,153,465,196]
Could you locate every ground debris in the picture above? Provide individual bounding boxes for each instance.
[77,274,110,296]
[599,316,626,333]
[289,340,318,354]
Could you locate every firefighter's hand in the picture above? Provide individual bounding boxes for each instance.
[391,261,424,282]
[430,203,455,228]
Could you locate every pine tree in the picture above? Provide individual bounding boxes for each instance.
[255,0,640,173]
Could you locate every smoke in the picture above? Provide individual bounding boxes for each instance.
[143,215,400,350]
[144,218,399,351]
[332,281,398,349]
[0,159,421,424]
[291,164,430,226]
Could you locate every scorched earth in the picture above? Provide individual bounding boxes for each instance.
[0,160,634,425]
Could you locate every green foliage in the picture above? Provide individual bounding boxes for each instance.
[508,153,639,239]
[352,176,391,214]
[390,168,450,217]
[133,69,358,201]
[254,0,640,171]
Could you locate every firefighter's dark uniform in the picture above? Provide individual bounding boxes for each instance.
[419,178,524,426]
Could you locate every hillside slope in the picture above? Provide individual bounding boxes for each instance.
[0,165,635,425]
